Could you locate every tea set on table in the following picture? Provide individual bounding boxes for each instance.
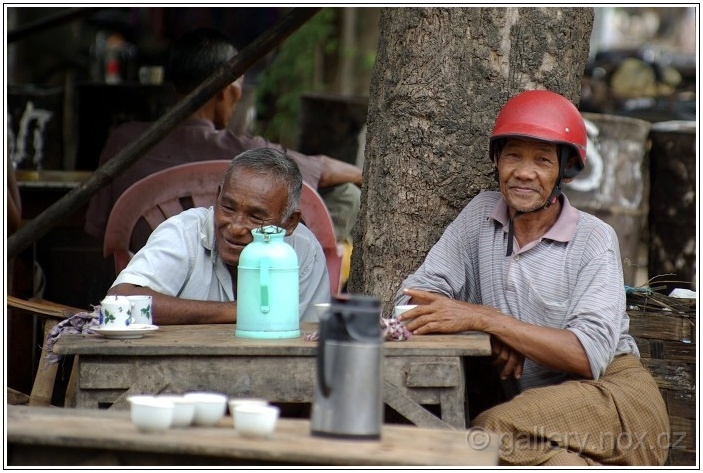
[103,226,416,441]
[127,392,281,438]
[93,294,158,339]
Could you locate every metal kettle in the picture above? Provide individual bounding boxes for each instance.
[311,294,383,439]
[235,225,300,339]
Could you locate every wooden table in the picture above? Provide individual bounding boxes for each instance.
[53,323,490,429]
[7,405,498,466]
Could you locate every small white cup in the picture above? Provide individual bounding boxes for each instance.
[158,395,196,428]
[127,295,153,325]
[394,304,418,325]
[313,303,330,319]
[99,295,136,329]
[228,397,269,414]
[394,304,417,318]
[184,392,228,426]
[228,398,269,425]
[234,404,280,438]
[127,395,174,432]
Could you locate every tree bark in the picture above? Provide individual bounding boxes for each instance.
[349,7,593,313]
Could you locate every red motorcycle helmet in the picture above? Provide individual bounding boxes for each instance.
[489,90,587,178]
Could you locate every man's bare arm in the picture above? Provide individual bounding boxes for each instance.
[109,283,236,325]
[317,155,363,188]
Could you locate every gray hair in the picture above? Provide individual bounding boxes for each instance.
[167,27,238,95]
[223,148,303,221]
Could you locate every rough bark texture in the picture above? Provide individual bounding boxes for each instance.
[349,7,593,312]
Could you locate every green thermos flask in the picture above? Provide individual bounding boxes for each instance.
[235,225,300,339]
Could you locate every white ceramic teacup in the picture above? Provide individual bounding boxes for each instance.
[234,404,280,438]
[127,395,174,432]
[184,392,228,426]
[228,398,269,422]
[127,295,153,324]
[393,304,418,325]
[313,303,331,319]
[158,394,196,428]
[99,295,136,329]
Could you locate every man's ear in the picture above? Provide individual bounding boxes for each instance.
[231,79,243,105]
[215,82,241,104]
[281,209,301,236]
[562,155,581,180]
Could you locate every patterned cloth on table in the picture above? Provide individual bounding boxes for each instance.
[42,308,99,368]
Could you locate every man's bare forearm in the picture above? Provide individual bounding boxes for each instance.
[109,284,236,325]
[318,155,363,188]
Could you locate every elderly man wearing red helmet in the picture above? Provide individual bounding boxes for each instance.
[394,90,670,466]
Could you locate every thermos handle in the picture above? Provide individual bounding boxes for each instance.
[259,257,270,313]
[317,315,331,397]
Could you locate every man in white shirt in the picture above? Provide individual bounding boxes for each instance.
[109,148,330,324]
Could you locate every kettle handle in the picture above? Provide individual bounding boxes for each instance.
[316,314,331,397]
[259,257,270,313]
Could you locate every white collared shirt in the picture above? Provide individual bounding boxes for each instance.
[112,207,330,322]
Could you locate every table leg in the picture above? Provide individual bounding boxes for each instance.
[383,381,455,430]
[439,357,467,428]
[63,355,79,407]
[108,371,170,410]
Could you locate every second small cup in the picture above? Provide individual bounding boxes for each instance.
[234,404,280,438]
[184,392,228,426]
[127,295,153,325]
[313,303,330,319]
[393,304,417,324]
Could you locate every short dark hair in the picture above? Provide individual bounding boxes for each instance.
[223,148,303,220]
[167,27,238,95]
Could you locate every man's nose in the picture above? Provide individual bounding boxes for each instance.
[226,213,257,236]
[513,159,538,178]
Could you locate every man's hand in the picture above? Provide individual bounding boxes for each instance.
[399,288,491,335]
[490,335,525,380]
[400,288,594,379]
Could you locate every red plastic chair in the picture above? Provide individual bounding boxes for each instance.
[103,160,342,295]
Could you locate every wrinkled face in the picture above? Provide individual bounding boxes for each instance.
[214,168,292,270]
[496,138,560,213]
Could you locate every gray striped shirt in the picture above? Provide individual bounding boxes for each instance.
[395,191,639,390]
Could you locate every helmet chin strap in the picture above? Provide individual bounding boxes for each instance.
[505,146,569,257]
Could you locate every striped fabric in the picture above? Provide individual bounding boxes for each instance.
[395,191,670,465]
[394,191,639,390]
[472,354,671,465]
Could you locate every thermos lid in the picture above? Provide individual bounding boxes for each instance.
[252,225,285,240]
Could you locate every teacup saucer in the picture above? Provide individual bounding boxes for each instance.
[92,324,159,339]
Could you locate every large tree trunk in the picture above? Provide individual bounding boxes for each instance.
[349,7,593,313]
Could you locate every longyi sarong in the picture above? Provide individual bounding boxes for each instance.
[471,354,670,466]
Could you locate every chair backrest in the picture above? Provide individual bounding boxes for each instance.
[103,160,342,295]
